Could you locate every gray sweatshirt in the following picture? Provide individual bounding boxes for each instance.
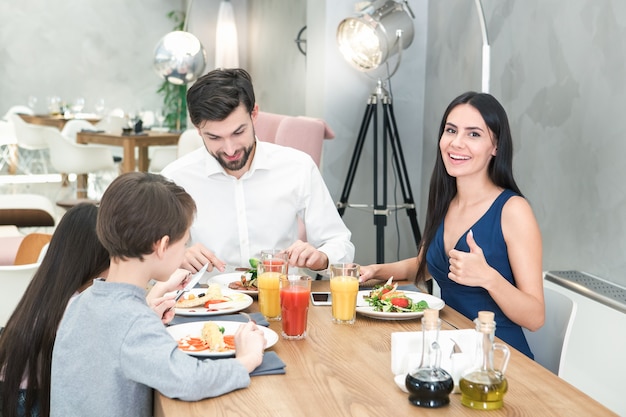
[51,279,250,417]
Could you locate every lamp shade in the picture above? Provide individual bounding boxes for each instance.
[337,0,414,72]
[215,0,239,68]
[153,31,207,85]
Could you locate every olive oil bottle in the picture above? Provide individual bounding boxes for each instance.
[459,311,510,410]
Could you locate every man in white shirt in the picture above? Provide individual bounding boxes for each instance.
[161,68,354,274]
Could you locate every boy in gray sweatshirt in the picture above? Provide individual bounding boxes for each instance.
[51,172,266,417]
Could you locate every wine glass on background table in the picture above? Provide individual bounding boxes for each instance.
[94,98,105,116]
[28,96,38,112]
[155,108,165,130]
[71,97,85,115]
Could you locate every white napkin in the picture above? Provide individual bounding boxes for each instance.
[391,329,476,393]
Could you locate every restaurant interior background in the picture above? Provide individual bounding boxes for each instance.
[1,0,625,291]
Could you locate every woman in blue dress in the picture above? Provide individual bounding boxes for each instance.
[360,92,544,358]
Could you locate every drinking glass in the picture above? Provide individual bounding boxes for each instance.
[329,263,360,324]
[94,98,105,115]
[48,96,61,115]
[71,97,85,114]
[155,108,165,128]
[280,275,312,339]
[28,96,38,111]
[257,250,289,321]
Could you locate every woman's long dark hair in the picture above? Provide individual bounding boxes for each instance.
[0,203,109,417]
[415,92,522,284]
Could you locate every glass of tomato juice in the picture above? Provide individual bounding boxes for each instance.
[279,275,312,339]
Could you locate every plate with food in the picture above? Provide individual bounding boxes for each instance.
[356,278,444,320]
[174,283,253,316]
[167,321,278,358]
[207,272,258,296]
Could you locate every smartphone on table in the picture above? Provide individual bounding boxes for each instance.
[310,292,332,306]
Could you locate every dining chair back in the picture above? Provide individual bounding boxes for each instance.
[149,129,202,172]
[42,126,117,198]
[93,115,127,163]
[0,118,17,172]
[0,194,57,228]
[523,286,577,375]
[2,105,33,120]
[94,115,127,134]
[0,263,39,326]
[255,111,335,168]
[177,129,203,157]
[61,119,98,142]
[7,113,50,174]
[13,233,52,265]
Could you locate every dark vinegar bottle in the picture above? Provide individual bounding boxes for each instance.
[405,309,454,407]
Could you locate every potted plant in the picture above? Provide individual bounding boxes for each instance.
[156,10,188,131]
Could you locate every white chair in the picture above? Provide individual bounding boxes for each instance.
[0,194,57,228]
[140,110,155,128]
[8,113,50,174]
[0,263,39,326]
[1,106,35,174]
[94,115,127,163]
[61,119,98,142]
[2,105,33,120]
[94,115,127,134]
[177,129,203,157]
[0,118,17,173]
[523,287,577,375]
[42,126,117,199]
[149,129,203,172]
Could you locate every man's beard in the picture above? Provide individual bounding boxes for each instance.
[212,140,255,172]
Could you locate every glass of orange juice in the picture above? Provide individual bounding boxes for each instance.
[257,250,289,321]
[329,263,360,324]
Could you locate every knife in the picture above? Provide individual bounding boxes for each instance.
[173,263,209,302]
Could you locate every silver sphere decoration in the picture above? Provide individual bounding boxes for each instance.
[153,31,207,85]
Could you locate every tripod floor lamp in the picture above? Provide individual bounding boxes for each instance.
[336,0,420,263]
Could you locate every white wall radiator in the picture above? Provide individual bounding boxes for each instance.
[544,270,626,416]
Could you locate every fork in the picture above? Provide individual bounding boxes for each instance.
[239,312,256,323]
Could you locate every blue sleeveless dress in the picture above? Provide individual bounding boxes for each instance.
[426,189,534,359]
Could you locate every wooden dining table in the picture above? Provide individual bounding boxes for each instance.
[154,280,617,417]
[75,130,180,173]
[18,113,101,130]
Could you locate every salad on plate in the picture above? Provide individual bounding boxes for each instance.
[363,277,430,313]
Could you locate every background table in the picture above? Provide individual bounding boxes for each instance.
[76,130,180,173]
[154,281,616,417]
[18,113,100,130]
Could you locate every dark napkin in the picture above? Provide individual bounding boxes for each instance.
[169,312,269,327]
[250,351,286,376]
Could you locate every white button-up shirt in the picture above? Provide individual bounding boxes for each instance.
[162,140,354,268]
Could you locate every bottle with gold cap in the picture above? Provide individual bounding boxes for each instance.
[459,310,511,410]
[405,308,454,407]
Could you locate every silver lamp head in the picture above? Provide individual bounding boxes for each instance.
[337,0,414,72]
[153,31,207,85]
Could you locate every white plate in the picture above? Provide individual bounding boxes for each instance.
[206,272,258,296]
[355,290,445,320]
[167,321,278,358]
[174,288,253,316]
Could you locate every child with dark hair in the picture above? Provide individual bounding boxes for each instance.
[50,172,265,417]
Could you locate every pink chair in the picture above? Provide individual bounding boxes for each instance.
[254,111,335,167]
[169,111,335,169]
